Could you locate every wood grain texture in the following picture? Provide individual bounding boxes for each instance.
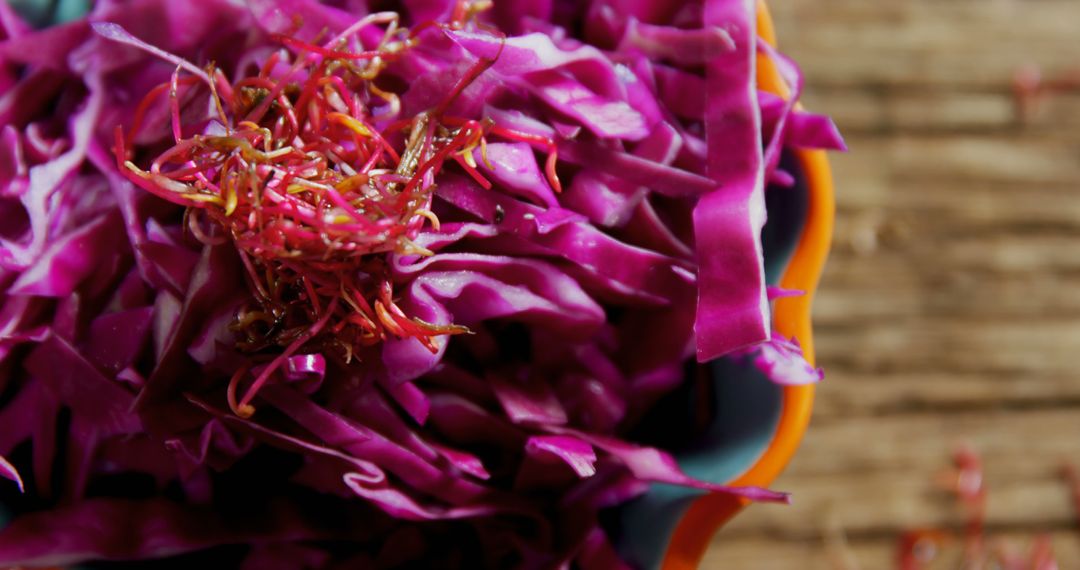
[704,0,1080,567]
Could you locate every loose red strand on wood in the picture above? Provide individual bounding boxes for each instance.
[893,449,1073,570]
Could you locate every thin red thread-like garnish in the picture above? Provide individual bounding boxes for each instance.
[1064,463,1080,527]
[950,445,987,563]
[115,8,563,416]
[895,529,949,570]
[233,297,340,416]
[892,449,1072,570]
[227,362,255,418]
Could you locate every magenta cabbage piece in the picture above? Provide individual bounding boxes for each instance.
[733,335,824,387]
[0,0,842,567]
[0,455,22,493]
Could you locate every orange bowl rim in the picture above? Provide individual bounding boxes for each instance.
[659,2,836,568]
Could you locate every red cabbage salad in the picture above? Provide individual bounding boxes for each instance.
[0,0,843,567]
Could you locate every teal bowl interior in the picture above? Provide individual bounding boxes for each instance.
[615,153,810,569]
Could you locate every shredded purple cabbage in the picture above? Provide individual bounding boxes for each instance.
[0,0,843,567]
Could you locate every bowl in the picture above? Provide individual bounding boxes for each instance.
[615,3,836,568]
[0,1,833,567]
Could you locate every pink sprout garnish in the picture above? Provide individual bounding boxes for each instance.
[112,8,562,417]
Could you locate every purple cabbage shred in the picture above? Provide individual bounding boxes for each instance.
[0,0,843,567]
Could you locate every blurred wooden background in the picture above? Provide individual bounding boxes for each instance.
[705,0,1080,567]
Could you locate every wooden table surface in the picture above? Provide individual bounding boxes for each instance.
[704,1,1080,567]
